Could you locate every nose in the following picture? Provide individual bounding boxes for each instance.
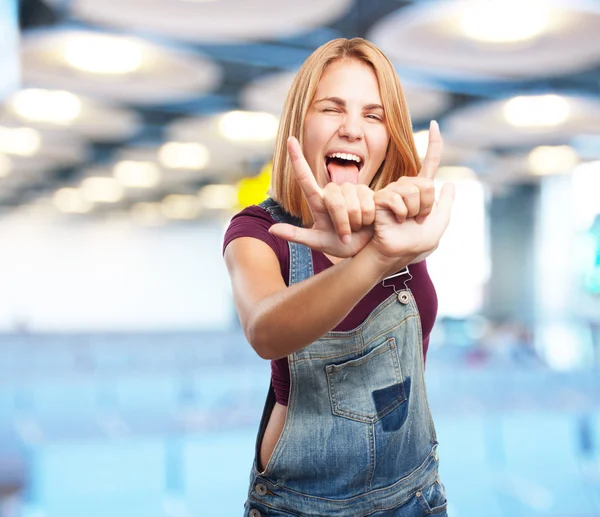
[338,113,363,141]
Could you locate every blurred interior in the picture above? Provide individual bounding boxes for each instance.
[1,0,600,515]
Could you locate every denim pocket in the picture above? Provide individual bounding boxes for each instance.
[325,338,407,423]
[416,478,448,515]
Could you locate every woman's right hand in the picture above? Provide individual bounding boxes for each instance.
[268,137,375,258]
[367,122,455,276]
[367,182,455,278]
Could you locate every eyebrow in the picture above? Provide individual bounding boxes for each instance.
[314,97,384,111]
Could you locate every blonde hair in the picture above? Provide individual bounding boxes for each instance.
[270,37,421,226]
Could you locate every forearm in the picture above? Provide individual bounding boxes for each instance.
[246,243,409,359]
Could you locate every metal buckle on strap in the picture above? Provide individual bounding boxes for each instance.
[382,267,410,281]
[382,266,413,295]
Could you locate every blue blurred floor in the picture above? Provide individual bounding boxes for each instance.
[0,331,599,517]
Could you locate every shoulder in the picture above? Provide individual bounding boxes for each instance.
[222,204,287,261]
[228,204,275,228]
[223,205,275,244]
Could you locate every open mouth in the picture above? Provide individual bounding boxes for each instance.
[325,152,364,185]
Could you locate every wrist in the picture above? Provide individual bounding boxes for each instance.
[359,242,411,283]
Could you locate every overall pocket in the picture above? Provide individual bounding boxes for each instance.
[325,338,407,423]
[416,478,448,514]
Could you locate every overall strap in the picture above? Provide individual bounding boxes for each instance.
[258,198,314,286]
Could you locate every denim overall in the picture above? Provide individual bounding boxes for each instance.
[244,199,448,517]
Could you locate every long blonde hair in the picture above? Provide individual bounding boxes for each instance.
[270,37,421,226]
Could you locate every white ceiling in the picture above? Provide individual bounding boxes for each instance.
[46,0,354,43]
[369,0,600,81]
[4,0,600,221]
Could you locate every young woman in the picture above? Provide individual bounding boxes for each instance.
[223,38,455,517]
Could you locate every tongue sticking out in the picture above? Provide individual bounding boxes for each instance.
[327,160,360,185]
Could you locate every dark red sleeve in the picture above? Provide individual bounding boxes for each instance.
[222,205,290,285]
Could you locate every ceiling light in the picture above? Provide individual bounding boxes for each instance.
[0,127,41,156]
[113,160,161,188]
[12,89,81,124]
[503,95,570,128]
[158,142,210,170]
[81,177,123,203]
[63,34,143,75]
[0,154,12,177]
[459,0,550,43]
[198,184,238,210]
[219,111,279,142]
[161,194,202,220]
[53,188,93,214]
[528,145,579,176]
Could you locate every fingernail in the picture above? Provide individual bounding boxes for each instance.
[342,234,351,244]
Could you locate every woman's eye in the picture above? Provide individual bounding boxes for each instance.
[366,114,382,121]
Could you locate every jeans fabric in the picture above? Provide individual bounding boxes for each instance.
[244,199,448,517]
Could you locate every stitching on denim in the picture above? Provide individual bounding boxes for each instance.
[261,364,296,478]
[327,339,394,370]
[415,482,448,515]
[295,314,418,363]
[325,338,407,423]
[365,423,376,492]
[246,496,301,517]
[409,291,438,443]
[248,450,438,507]
[364,314,419,352]
[318,290,418,341]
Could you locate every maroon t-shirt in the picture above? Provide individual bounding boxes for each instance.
[223,205,438,406]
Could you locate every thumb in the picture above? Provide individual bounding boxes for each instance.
[437,183,455,212]
[434,182,455,230]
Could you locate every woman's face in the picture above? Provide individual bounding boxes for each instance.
[302,58,390,188]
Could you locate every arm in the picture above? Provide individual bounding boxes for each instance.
[224,236,405,360]
[226,123,453,359]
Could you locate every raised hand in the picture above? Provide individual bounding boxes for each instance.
[369,121,454,269]
[376,120,442,224]
[371,183,455,267]
[269,121,452,265]
[268,137,375,258]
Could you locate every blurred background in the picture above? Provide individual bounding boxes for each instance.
[1,0,600,515]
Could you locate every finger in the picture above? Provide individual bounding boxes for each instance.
[432,183,455,232]
[341,183,362,232]
[384,182,421,218]
[416,179,436,220]
[418,120,443,180]
[287,137,323,212]
[375,190,408,223]
[269,223,325,250]
[357,184,376,226]
[422,182,455,242]
[396,177,435,222]
[323,185,352,244]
